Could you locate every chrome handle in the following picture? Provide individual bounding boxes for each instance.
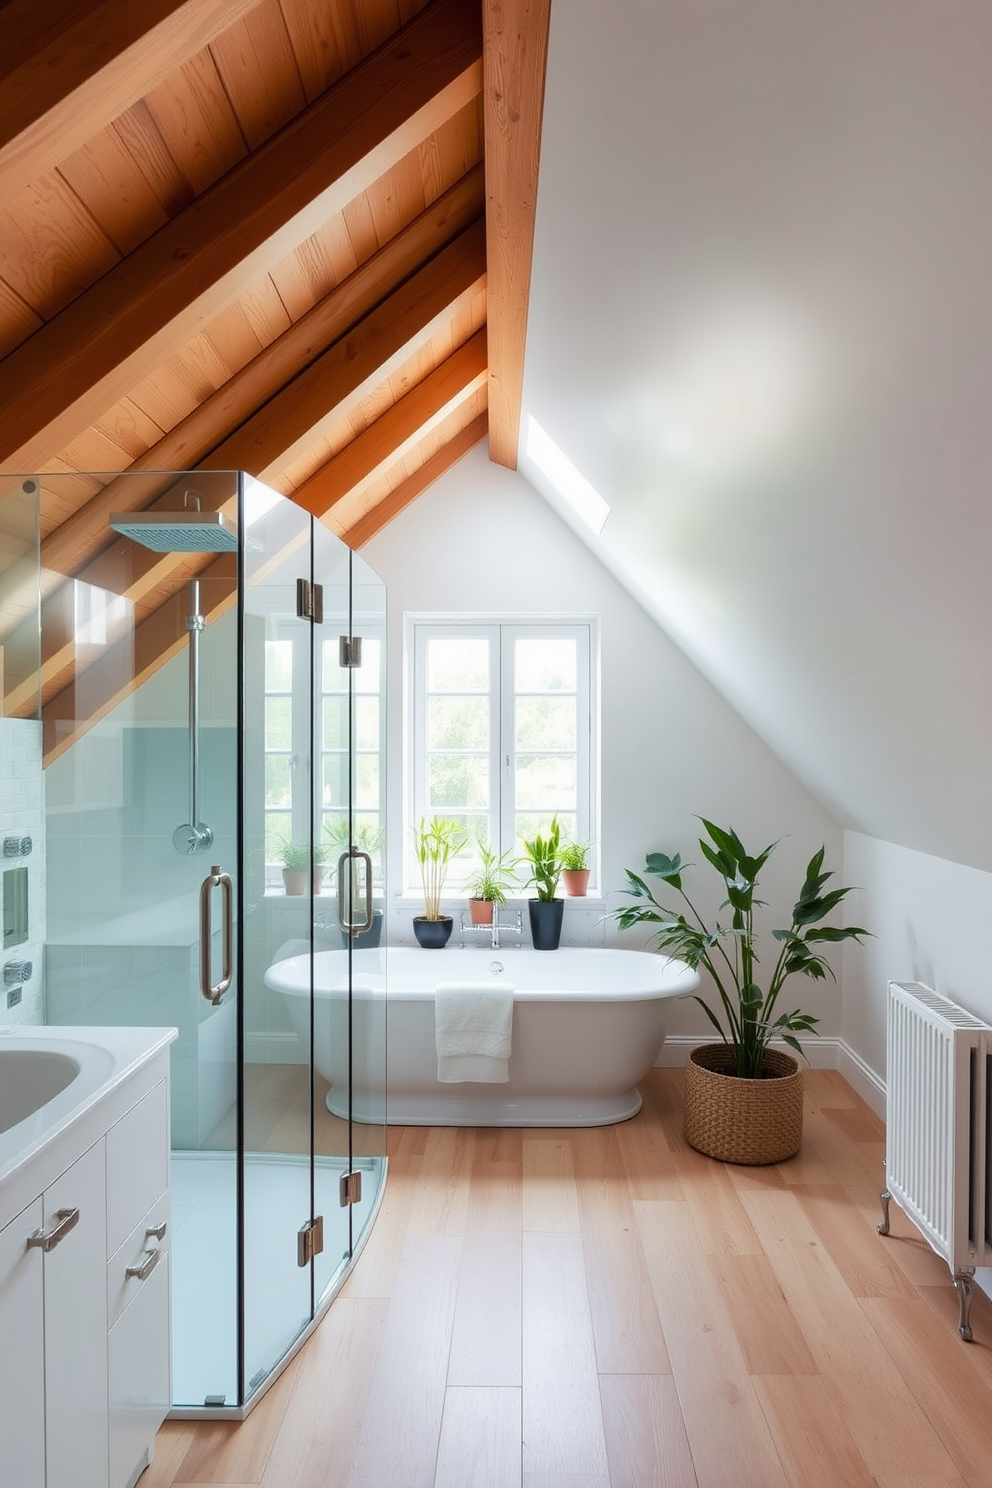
[337,849,373,935]
[27,1207,79,1253]
[355,849,373,933]
[200,865,233,1004]
[146,1221,167,1241]
[125,1247,162,1282]
[336,851,349,929]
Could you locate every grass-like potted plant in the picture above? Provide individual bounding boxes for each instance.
[464,841,517,925]
[520,815,565,950]
[413,815,467,948]
[280,839,328,896]
[560,836,593,897]
[612,819,869,1163]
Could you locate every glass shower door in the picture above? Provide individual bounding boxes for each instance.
[40,468,243,1409]
[241,481,317,1396]
[30,467,387,1413]
[311,540,388,1305]
[240,490,388,1387]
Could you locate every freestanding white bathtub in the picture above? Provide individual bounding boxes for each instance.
[263,945,699,1127]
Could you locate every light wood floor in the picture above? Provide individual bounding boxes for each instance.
[146,1068,992,1488]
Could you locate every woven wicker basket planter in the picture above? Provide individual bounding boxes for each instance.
[684,1044,804,1165]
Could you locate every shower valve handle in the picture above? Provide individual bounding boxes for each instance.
[200,865,233,1004]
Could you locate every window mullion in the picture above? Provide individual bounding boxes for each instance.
[498,628,515,859]
[575,624,592,848]
[291,625,311,847]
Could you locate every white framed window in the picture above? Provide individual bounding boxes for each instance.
[407,617,598,889]
[263,620,385,888]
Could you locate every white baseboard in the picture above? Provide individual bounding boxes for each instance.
[656,1034,887,1118]
[249,1027,890,1114]
[836,1041,886,1118]
[656,1035,843,1071]
[244,1030,305,1065]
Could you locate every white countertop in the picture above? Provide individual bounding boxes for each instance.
[0,1025,178,1201]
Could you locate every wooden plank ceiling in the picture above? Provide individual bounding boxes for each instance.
[0,0,550,756]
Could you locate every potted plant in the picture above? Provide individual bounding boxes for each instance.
[611,820,869,1163]
[413,815,466,948]
[464,841,517,925]
[520,815,565,950]
[280,840,328,896]
[560,836,592,897]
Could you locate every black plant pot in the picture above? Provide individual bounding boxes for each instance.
[340,909,384,949]
[528,898,564,951]
[413,915,453,949]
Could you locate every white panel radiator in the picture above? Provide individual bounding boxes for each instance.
[879,980,992,1339]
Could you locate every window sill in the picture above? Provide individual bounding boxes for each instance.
[392,893,606,911]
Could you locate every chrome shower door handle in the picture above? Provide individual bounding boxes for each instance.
[355,849,373,933]
[200,865,233,1004]
[337,849,374,935]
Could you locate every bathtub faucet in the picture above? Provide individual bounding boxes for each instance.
[459,908,523,950]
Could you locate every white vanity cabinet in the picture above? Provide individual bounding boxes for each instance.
[105,1076,171,1488]
[0,1029,176,1488]
[42,1137,111,1488]
[0,1194,45,1484]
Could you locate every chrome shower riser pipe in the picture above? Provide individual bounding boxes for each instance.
[173,579,213,855]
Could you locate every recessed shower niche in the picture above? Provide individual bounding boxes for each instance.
[1,469,387,1417]
[3,866,28,949]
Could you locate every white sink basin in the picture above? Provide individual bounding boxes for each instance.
[0,1049,81,1134]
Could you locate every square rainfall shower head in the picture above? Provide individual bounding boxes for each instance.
[109,509,238,552]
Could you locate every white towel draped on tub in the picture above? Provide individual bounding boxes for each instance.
[435,982,514,1083]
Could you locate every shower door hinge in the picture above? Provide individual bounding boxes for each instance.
[339,635,362,668]
[297,1215,324,1267]
[296,578,324,623]
[340,1170,363,1207]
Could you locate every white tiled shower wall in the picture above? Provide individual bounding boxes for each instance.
[0,718,45,1026]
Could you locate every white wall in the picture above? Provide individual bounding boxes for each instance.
[527,0,992,876]
[364,444,850,1053]
[841,829,992,1106]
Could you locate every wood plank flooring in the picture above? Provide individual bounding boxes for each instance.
[144,1068,992,1488]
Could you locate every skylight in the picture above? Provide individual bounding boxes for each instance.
[525,417,611,534]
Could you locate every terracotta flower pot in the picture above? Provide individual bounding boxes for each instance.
[282,867,324,896]
[468,898,495,925]
[683,1043,803,1165]
[562,868,591,897]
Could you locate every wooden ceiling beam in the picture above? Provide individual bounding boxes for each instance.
[0,0,264,201]
[36,168,486,584]
[482,0,551,469]
[205,220,487,481]
[0,0,484,472]
[339,411,489,549]
[292,329,488,517]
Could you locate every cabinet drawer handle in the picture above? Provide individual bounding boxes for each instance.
[27,1207,79,1253]
[146,1221,167,1241]
[125,1247,162,1282]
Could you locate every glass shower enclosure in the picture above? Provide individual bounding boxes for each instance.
[0,469,386,1415]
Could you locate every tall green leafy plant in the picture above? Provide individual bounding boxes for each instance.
[414,816,466,920]
[612,820,869,1079]
[520,816,563,901]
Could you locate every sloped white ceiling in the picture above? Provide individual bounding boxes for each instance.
[520,0,992,872]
